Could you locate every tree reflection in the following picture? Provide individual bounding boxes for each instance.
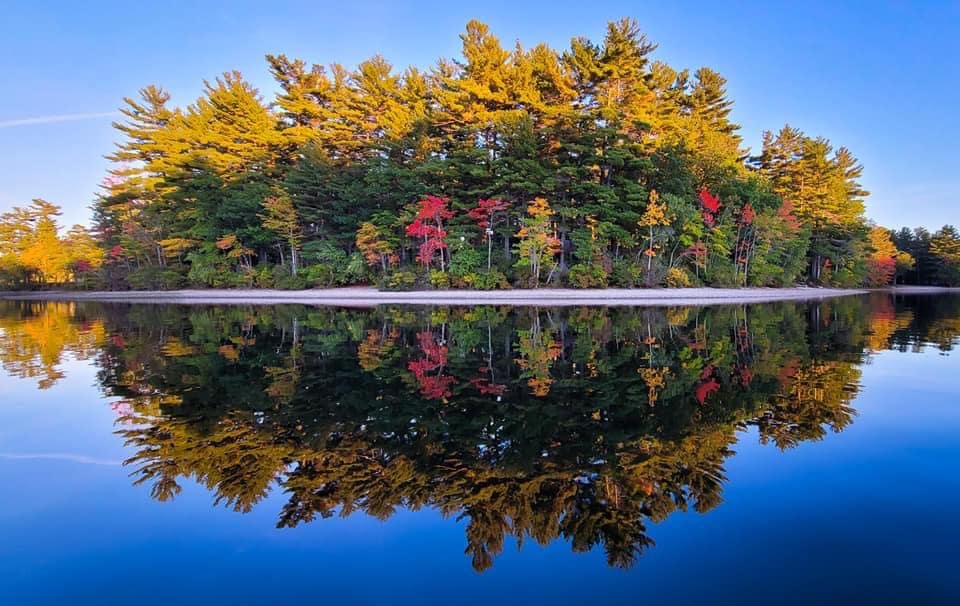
[0,301,104,388]
[2,294,960,571]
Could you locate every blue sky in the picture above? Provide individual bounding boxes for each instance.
[1,0,957,229]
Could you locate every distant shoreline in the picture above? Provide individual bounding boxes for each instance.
[0,286,885,307]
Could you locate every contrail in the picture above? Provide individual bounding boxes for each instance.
[0,111,119,129]
[0,452,123,466]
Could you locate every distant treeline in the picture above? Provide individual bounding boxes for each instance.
[1,18,958,290]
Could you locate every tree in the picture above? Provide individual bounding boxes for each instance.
[96,85,180,269]
[356,222,395,272]
[467,198,511,270]
[755,126,868,283]
[259,193,303,275]
[515,198,561,287]
[406,195,454,272]
[637,190,671,282]
[865,226,899,286]
[0,200,101,287]
[10,200,67,284]
[930,225,960,286]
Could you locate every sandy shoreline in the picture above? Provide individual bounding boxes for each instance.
[0,286,885,307]
[2,285,954,307]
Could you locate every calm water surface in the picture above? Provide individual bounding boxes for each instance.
[0,295,958,605]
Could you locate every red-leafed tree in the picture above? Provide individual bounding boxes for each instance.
[408,330,457,400]
[467,198,511,270]
[778,199,801,231]
[406,195,454,272]
[699,189,721,227]
[694,365,720,405]
[469,365,507,396]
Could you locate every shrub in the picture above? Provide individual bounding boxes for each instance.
[449,244,484,279]
[469,269,510,290]
[567,263,608,288]
[302,263,338,287]
[429,269,450,289]
[705,264,738,287]
[640,259,668,288]
[272,265,307,289]
[832,266,861,288]
[184,248,250,288]
[128,266,186,290]
[301,252,368,288]
[383,270,418,291]
[665,267,692,288]
[252,265,274,288]
[344,252,369,285]
[610,259,642,287]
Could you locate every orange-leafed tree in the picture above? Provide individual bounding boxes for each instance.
[514,198,560,287]
[356,222,396,272]
[865,226,900,287]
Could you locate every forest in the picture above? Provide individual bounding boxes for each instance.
[1,18,958,290]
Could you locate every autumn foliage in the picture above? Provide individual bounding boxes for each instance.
[7,19,954,291]
[699,189,721,228]
[406,196,454,272]
[408,330,457,400]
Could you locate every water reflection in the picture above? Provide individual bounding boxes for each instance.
[1,294,958,571]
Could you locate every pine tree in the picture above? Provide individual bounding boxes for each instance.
[930,226,960,285]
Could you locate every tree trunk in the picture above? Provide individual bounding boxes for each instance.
[559,230,567,271]
[647,226,654,272]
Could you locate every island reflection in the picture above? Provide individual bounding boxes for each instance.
[2,295,958,571]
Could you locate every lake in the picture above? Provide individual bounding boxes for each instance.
[1,294,958,605]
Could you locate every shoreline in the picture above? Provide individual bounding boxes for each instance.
[0,286,882,307]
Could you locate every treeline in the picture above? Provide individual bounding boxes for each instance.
[0,200,101,288]
[1,18,958,290]
[891,226,960,285]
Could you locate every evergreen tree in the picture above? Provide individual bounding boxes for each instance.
[930,226,960,285]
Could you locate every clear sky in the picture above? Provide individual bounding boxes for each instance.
[1,0,957,229]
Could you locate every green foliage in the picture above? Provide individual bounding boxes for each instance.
[466,269,510,290]
[568,263,609,288]
[383,270,418,291]
[610,259,643,287]
[449,242,484,279]
[429,269,451,289]
[128,266,186,290]
[185,246,246,288]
